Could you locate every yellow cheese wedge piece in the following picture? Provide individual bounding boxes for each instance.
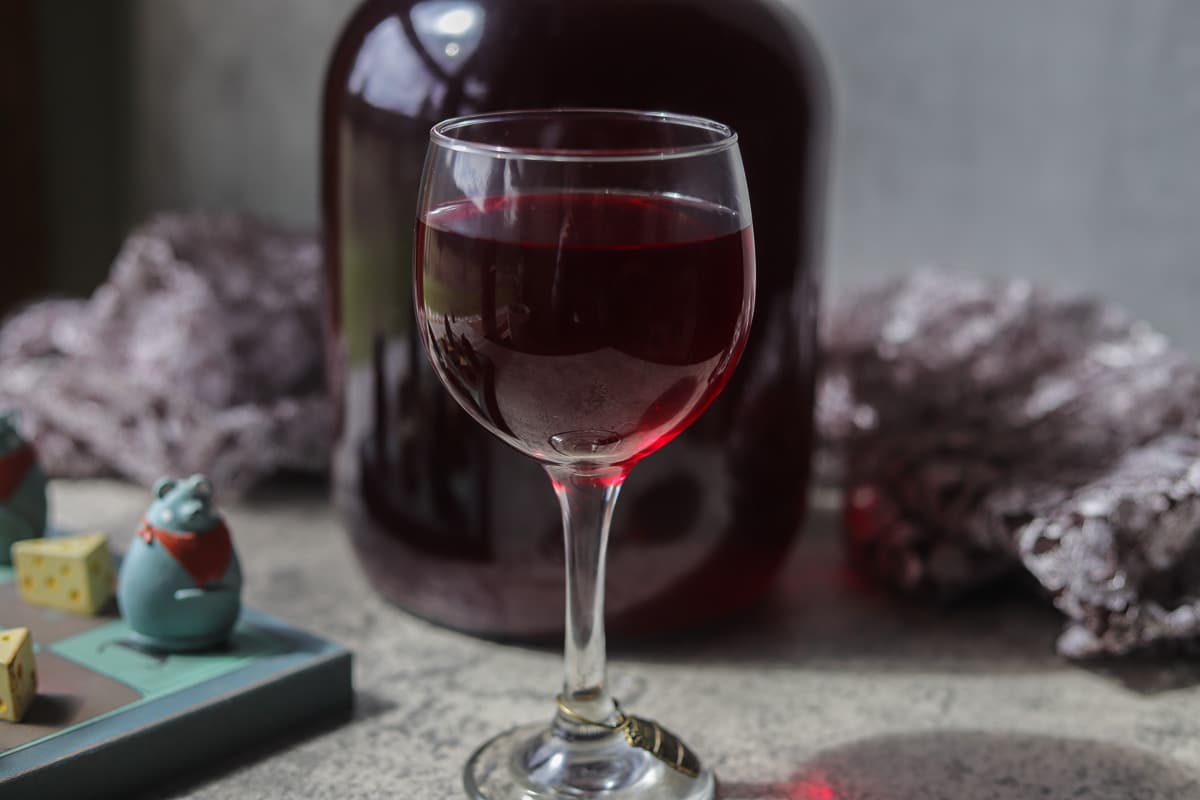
[12,532,115,615]
[0,627,37,722]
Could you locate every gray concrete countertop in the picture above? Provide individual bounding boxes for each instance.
[51,480,1200,799]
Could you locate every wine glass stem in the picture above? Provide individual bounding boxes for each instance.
[546,463,626,725]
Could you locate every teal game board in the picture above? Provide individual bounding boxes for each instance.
[0,563,353,798]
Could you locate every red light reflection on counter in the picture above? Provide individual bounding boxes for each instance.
[791,773,838,800]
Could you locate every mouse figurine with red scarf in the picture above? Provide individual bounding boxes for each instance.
[0,412,48,565]
[118,474,243,652]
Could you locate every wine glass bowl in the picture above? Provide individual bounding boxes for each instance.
[414,109,755,799]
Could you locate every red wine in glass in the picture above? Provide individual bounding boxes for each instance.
[415,192,754,466]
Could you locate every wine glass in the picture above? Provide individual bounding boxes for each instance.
[414,109,755,800]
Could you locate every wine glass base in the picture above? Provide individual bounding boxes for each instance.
[464,720,716,800]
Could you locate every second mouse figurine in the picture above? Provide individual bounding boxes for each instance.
[0,412,47,565]
[118,475,242,652]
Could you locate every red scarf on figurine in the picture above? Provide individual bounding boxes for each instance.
[0,445,35,501]
[137,518,233,586]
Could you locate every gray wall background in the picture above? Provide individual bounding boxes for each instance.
[44,0,1200,347]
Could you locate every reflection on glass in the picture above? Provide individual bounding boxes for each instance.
[411,0,486,73]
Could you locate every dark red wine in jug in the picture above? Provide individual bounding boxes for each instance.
[322,0,829,637]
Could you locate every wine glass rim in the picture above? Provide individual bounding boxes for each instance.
[429,108,739,162]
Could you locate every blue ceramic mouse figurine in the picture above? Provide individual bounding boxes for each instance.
[118,474,242,651]
[0,411,47,565]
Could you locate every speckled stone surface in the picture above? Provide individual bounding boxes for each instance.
[52,480,1200,799]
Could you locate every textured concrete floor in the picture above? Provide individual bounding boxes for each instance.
[52,480,1200,799]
